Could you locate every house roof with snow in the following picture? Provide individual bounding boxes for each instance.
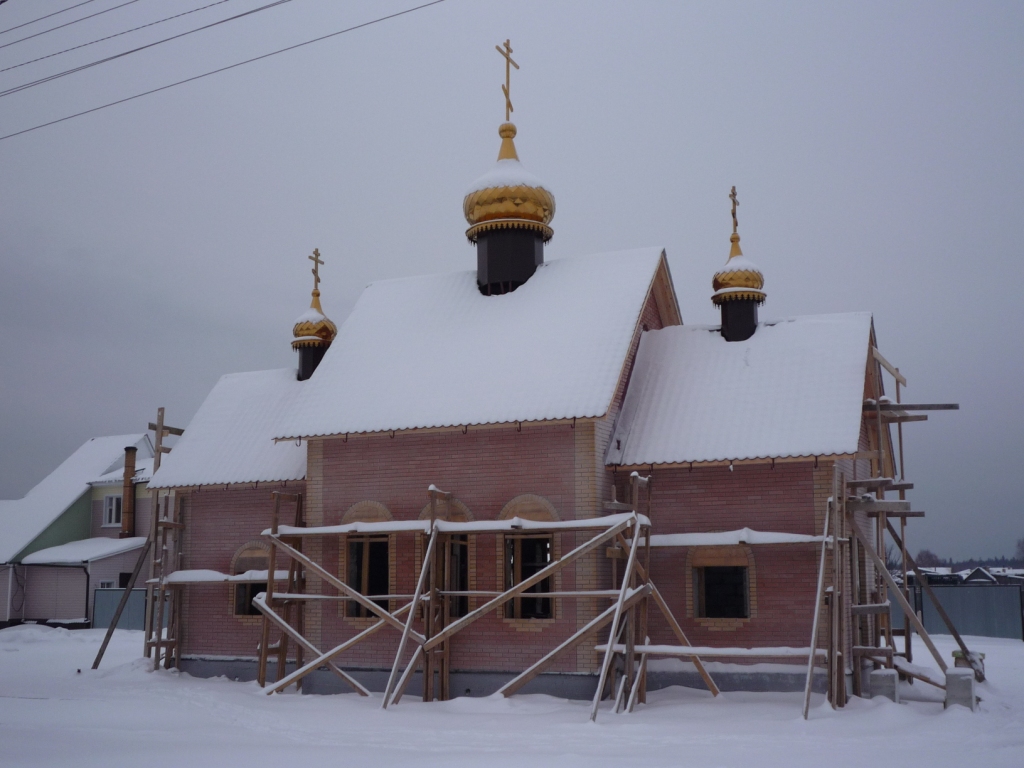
[276,248,675,440]
[0,434,152,563]
[148,367,306,489]
[605,313,873,467]
[21,536,147,565]
[91,457,155,487]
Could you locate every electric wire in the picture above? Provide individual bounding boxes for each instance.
[0,0,234,74]
[0,0,141,51]
[0,0,446,142]
[0,0,99,36]
[0,0,292,98]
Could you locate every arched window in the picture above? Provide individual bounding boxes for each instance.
[419,499,474,617]
[231,541,270,616]
[342,501,393,618]
[498,495,560,620]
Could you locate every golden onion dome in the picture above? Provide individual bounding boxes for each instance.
[711,233,766,305]
[463,122,555,243]
[291,289,337,349]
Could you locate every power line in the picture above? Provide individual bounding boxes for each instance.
[1,0,235,74]
[0,0,447,143]
[0,0,141,51]
[0,0,99,36]
[0,0,292,98]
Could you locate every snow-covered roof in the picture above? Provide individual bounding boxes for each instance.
[606,313,873,466]
[277,248,667,439]
[0,435,151,563]
[91,457,155,487]
[22,536,146,565]
[149,368,306,489]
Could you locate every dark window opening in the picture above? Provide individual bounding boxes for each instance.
[695,566,749,619]
[449,534,469,618]
[347,536,390,617]
[232,545,270,616]
[504,535,552,619]
[118,572,133,589]
[234,583,265,616]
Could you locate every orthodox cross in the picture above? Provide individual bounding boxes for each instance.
[495,38,519,121]
[309,248,323,291]
[729,186,739,234]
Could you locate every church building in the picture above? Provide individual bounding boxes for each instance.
[143,44,958,712]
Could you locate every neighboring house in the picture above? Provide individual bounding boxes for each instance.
[0,434,154,626]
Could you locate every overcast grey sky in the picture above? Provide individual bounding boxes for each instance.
[1,0,1021,560]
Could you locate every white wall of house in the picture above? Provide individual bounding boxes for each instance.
[22,566,88,621]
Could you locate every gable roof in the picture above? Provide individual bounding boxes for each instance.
[0,434,151,563]
[276,248,671,439]
[148,368,306,489]
[605,313,873,467]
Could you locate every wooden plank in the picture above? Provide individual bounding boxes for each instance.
[847,500,910,513]
[872,348,908,387]
[603,501,634,512]
[803,496,831,720]
[862,402,958,412]
[497,589,648,698]
[382,527,437,709]
[148,422,185,436]
[865,510,924,519]
[881,414,928,423]
[591,519,642,722]
[92,539,152,669]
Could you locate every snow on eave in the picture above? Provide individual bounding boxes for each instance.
[21,536,146,565]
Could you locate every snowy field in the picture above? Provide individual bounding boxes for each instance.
[1,626,1022,767]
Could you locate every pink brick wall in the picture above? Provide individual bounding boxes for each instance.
[179,484,305,658]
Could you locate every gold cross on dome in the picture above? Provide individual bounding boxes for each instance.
[729,186,739,234]
[309,248,323,291]
[495,38,519,122]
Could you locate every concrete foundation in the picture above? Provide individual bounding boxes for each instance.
[869,668,899,702]
[179,657,827,698]
[944,668,977,711]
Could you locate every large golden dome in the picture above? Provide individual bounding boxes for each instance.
[463,122,555,243]
[711,233,766,305]
[292,289,337,349]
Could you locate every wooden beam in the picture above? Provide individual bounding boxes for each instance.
[851,603,891,616]
[865,510,924,519]
[149,422,185,436]
[846,478,893,490]
[847,500,910,514]
[881,414,928,423]
[872,348,908,387]
[863,402,958,412]
[497,588,648,698]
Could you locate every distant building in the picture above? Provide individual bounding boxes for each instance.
[0,435,154,626]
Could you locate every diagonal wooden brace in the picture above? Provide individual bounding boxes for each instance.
[269,535,424,642]
[847,515,946,674]
[252,593,370,695]
[419,517,635,653]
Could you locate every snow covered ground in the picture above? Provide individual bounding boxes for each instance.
[1,626,1022,767]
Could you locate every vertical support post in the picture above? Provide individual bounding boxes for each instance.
[258,493,281,687]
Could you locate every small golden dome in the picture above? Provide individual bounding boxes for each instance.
[292,288,337,349]
[463,122,555,243]
[711,233,766,306]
